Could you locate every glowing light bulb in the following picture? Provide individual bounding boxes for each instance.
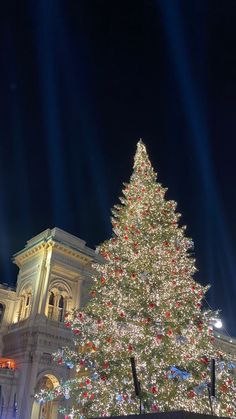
[214,319,222,328]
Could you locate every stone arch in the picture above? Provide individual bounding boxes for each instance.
[31,372,60,419]
[49,279,72,298]
[46,279,72,322]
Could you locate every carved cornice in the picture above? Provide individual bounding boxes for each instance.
[14,240,94,268]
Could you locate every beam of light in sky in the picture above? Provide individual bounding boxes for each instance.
[29,2,71,228]
[0,26,32,283]
[157,0,236,332]
[51,2,111,233]
[29,1,110,236]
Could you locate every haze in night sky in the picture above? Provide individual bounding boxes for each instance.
[0,1,236,336]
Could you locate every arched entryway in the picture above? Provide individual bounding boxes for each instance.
[31,374,60,419]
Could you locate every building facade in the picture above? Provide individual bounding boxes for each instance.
[0,228,101,419]
[0,227,235,419]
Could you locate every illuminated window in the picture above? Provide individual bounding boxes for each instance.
[0,358,16,369]
[18,289,32,320]
[47,288,69,322]
[58,296,64,322]
[48,292,55,319]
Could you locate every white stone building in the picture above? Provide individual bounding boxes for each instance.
[0,227,101,419]
[0,227,235,419]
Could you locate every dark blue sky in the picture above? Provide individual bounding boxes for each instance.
[1,1,236,335]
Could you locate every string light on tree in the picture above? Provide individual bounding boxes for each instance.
[36,141,236,418]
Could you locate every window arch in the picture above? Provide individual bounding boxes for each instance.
[18,288,32,321]
[47,284,71,322]
[49,292,55,306]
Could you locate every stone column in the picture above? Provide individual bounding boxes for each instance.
[16,352,40,419]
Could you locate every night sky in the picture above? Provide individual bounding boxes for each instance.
[1,1,236,335]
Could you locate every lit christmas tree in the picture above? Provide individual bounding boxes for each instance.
[37,141,236,418]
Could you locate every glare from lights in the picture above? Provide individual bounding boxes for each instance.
[214,319,222,329]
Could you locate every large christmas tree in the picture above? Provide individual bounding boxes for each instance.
[38,141,236,418]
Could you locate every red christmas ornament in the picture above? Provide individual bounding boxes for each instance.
[145,317,151,323]
[151,404,158,412]
[165,311,171,318]
[200,357,209,365]
[90,394,95,400]
[86,379,91,385]
[101,276,106,284]
[119,311,126,318]
[188,390,195,398]
[151,386,157,394]
[149,303,155,309]
[80,360,85,366]
[196,302,201,308]
[175,302,181,308]
[131,273,137,280]
[124,235,129,240]
[101,252,109,259]
[220,384,228,393]
[163,241,169,247]
[83,392,88,398]
[103,361,109,369]
[101,376,107,381]
[58,358,63,365]
[73,329,80,335]
[128,344,133,352]
[77,312,83,319]
[167,329,173,336]
[156,334,163,343]
[65,321,72,328]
